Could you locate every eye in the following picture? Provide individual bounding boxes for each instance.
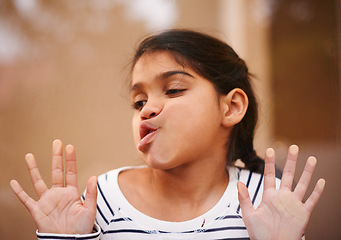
[132,100,147,110]
[165,89,187,96]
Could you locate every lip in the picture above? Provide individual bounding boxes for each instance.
[138,121,159,151]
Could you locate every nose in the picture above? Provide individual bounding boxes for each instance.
[140,97,163,120]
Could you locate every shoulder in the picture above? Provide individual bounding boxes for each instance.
[97,166,130,181]
[97,166,147,185]
[96,166,149,204]
[95,166,147,203]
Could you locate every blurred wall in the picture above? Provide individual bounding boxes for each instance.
[270,1,340,239]
[0,0,340,239]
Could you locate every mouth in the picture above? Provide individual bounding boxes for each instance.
[140,122,158,140]
[138,122,159,151]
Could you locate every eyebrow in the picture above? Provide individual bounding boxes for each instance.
[160,70,193,79]
[130,70,194,92]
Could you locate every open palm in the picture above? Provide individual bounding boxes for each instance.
[10,139,97,234]
[238,145,325,240]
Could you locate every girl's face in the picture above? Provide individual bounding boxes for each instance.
[131,52,229,170]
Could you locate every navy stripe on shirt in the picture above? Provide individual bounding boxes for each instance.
[252,173,263,205]
[103,229,151,234]
[215,215,243,220]
[96,203,109,225]
[110,217,133,223]
[97,182,115,216]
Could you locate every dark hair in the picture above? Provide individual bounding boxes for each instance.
[131,29,264,173]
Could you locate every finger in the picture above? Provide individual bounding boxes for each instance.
[280,145,299,191]
[10,179,36,213]
[65,144,78,187]
[263,148,276,190]
[293,156,317,201]
[52,139,64,187]
[237,182,254,214]
[25,153,48,197]
[83,176,98,213]
[304,178,325,213]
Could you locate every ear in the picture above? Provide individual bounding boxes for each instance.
[220,88,249,127]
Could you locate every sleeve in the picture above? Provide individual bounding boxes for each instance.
[36,223,101,240]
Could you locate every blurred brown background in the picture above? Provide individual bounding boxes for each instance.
[1,0,340,239]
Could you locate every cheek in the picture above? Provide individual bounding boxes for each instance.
[174,94,221,121]
[166,100,220,136]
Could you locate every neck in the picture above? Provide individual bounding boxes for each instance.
[149,156,229,207]
[120,148,231,222]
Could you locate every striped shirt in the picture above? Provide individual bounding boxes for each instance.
[37,166,279,240]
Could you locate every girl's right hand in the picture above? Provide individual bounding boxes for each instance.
[10,139,98,234]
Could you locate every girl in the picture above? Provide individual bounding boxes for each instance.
[10,29,325,240]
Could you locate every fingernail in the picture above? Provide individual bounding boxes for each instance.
[266,148,275,157]
[53,139,62,154]
[10,179,16,188]
[308,156,317,166]
[65,144,74,153]
[289,145,299,154]
[318,178,326,188]
[25,153,33,161]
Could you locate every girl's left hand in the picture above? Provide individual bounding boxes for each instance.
[238,145,325,240]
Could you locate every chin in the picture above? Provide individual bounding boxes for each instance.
[139,151,180,171]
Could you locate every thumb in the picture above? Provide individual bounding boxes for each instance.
[83,176,98,212]
[237,182,254,214]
